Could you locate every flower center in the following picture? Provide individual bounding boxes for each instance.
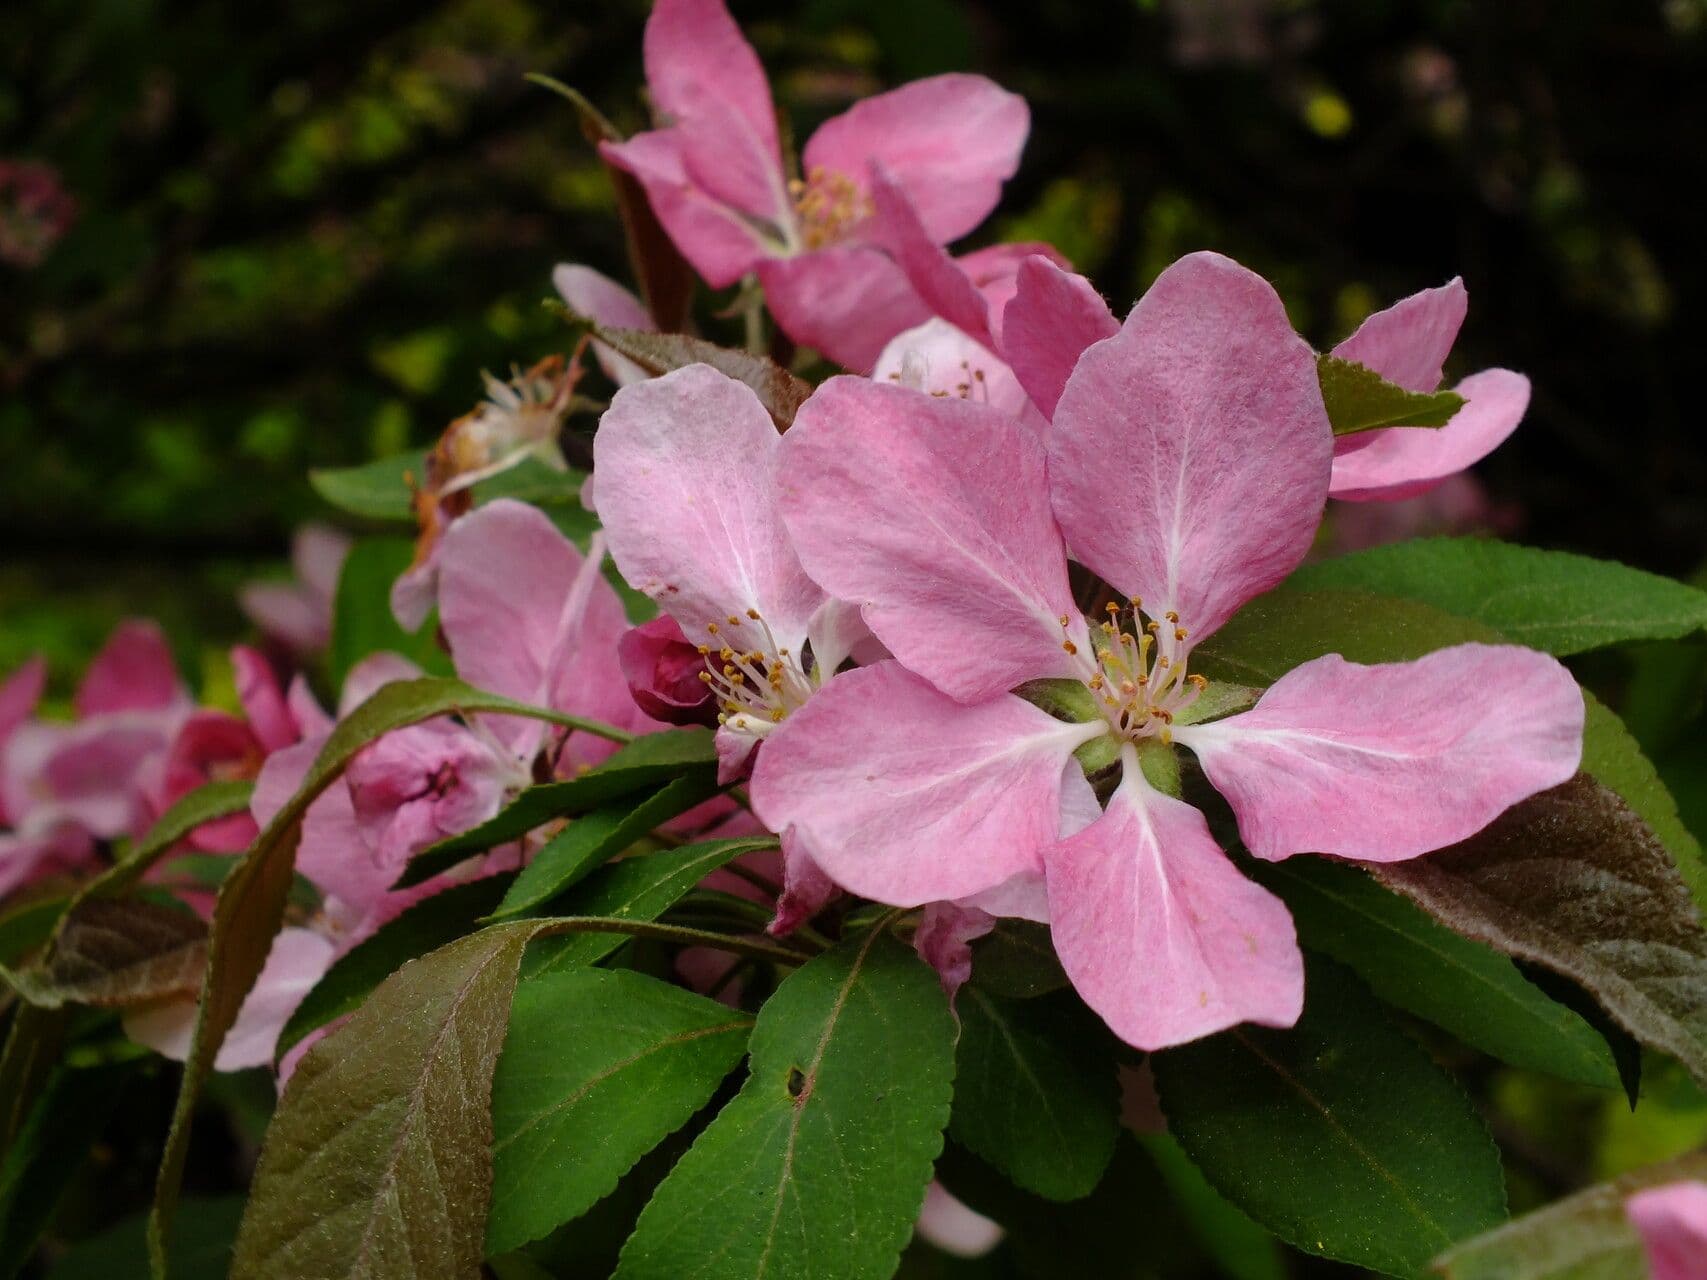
[885,351,997,403]
[789,166,873,251]
[696,608,816,738]
[1063,600,1207,744]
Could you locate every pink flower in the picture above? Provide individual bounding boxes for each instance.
[601,0,1030,369]
[1627,1181,1707,1280]
[1,622,192,900]
[751,251,1584,1051]
[1328,279,1530,501]
[239,524,351,661]
[595,363,882,930]
[619,616,718,726]
[0,159,77,268]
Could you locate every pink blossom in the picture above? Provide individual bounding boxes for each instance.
[1329,279,1530,501]
[1,622,192,900]
[0,159,77,268]
[239,524,351,661]
[595,363,878,930]
[915,1182,1004,1259]
[601,0,1030,369]
[619,616,718,726]
[1627,1181,1707,1280]
[752,251,1584,1051]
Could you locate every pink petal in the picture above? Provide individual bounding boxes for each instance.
[643,0,779,196]
[871,318,1029,418]
[915,1183,1005,1259]
[1332,278,1467,393]
[287,675,333,739]
[231,646,300,753]
[1627,1182,1707,1280]
[758,247,928,372]
[388,553,439,634]
[337,652,425,718]
[75,620,187,718]
[345,721,514,870]
[1001,256,1119,419]
[157,711,263,852]
[671,91,789,231]
[805,597,884,675]
[595,364,824,654]
[240,583,326,657]
[804,74,1027,246]
[957,242,1072,352]
[1048,251,1331,640]
[1044,755,1304,1050]
[913,900,995,1000]
[749,661,1101,906]
[600,131,772,288]
[253,736,393,913]
[714,724,760,786]
[0,656,45,752]
[1329,368,1530,502]
[768,831,839,937]
[293,523,352,608]
[438,500,635,754]
[123,926,335,1071]
[553,263,656,386]
[1173,643,1584,863]
[868,166,993,349]
[0,824,96,900]
[5,719,173,839]
[780,376,1089,703]
[618,616,716,726]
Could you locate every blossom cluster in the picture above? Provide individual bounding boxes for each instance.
[0,0,1589,1073]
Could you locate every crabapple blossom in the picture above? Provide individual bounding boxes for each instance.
[752,251,1583,1050]
[1627,1181,1707,1280]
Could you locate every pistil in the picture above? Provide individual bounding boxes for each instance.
[695,609,816,737]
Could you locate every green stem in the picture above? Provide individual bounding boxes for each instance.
[531,915,810,966]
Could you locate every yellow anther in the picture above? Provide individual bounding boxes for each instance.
[1062,640,1078,655]
[696,644,710,655]
[1058,614,1071,627]
[698,671,714,683]
[1189,674,1208,689]
[707,621,719,634]
[1174,628,1188,642]
[1106,602,1121,614]
[1165,610,1180,623]
[1146,620,1161,634]
[727,614,742,626]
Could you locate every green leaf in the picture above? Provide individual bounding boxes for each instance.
[487,968,751,1253]
[150,678,617,1277]
[613,929,956,1280]
[520,837,778,980]
[1138,1132,1288,1280]
[968,920,1070,999]
[559,315,810,430]
[1287,537,1707,656]
[1255,857,1621,1089]
[949,987,1120,1200]
[1432,1148,1707,1280]
[472,457,585,508]
[491,774,723,919]
[0,897,64,968]
[276,876,514,1056]
[1582,695,1707,909]
[1317,354,1465,435]
[309,449,428,522]
[0,1006,66,1159]
[1152,958,1507,1276]
[231,924,538,1279]
[3,899,206,1010]
[328,537,451,688]
[1372,773,1707,1091]
[396,729,717,889]
[0,1064,134,1280]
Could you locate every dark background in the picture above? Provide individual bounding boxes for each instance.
[4,0,1704,685]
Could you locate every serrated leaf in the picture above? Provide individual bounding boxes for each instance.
[396,729,718,889]
[276,877,514,1056]
[150,678,617,1277]
[231,924,538,1279]
[309,450,429,522]
[520,837,777,980]
[1432,1149,1707,1280]
[560,316,810,429]
[0,898,64,968]
[1288,537,1707,656]
[1138,1132,1288,1280]
[1256,857,1621,1089]
[969,919,1069,999]
[613,930,955,1280]
[1318,354,1464,435]
[1152,958,1507,1276]
[1373,773,1707,1091]
[950,986,1120,1201]
[47,1196,244,1280]
[487,969,751,1253]
[328,537,451,688]
[0,1064,134,1280]
[4,900,206,1010]
[491,774,722,919]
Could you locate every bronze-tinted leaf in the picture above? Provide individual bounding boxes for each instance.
[1374,773,1707,1088]
[4,900,206,1010]
[560,317,811,430]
